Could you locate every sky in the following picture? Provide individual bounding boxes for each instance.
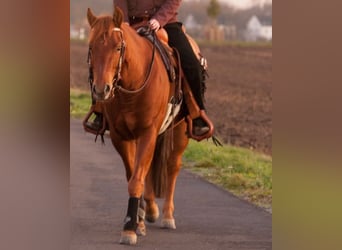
[187,0,272,10]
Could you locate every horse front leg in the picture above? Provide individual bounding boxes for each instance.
[111,136,135,182]
[135,196,147,236]
[120,130,158,245]
[111,135,147,236]
[161,122,189,229]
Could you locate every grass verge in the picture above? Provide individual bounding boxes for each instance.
[70,88,272,211]
[70,88,91,118]
[183,140,272,211]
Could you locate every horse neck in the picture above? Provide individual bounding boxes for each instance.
[120,25,153,90]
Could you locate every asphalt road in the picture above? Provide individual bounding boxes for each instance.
[70,119,272,250]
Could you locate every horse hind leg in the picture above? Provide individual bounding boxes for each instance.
[144,170,160,223]
[143,129,174,224]
[145,200,160,223]
[160,158,180,230]
[161,121,189,229]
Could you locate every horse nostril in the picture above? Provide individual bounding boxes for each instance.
[105,84,111,94]
[92,84,96,94]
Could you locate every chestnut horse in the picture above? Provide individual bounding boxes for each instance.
[86,7,189,245]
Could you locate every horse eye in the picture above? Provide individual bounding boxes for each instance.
[116,47,121,52]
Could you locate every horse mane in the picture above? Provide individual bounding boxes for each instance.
[121,24,151,74]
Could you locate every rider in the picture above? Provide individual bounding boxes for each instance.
[87,0,210,136]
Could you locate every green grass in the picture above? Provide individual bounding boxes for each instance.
[70,88,272,211]
[183,140,272,210]
[70,89,91,118]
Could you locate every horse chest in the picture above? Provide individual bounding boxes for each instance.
[108,101,167,139]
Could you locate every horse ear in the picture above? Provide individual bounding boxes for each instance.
[87,8,97,27]
[113,6,123,27]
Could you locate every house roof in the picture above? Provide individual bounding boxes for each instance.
[256,15,272,26]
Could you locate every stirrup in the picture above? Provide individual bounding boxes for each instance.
[82,104,107,136]
[186,110,214,141]
[193,126,210,136]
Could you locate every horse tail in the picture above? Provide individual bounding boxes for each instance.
[150,129,173,198]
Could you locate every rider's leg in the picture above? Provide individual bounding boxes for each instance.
[164,22,209,136]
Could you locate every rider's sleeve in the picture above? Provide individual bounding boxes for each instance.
[152,0,181,28]
[114,0,129,23]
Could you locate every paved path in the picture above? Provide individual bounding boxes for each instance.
[70,119,271,249]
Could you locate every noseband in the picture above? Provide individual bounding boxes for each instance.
[87,26,156,98]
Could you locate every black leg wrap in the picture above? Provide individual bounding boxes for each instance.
[138,196,146,222]
[123,197,140,231]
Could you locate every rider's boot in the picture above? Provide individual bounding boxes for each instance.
[191,69,210,136]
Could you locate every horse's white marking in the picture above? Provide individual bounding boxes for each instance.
[161,218,176,229]
[119,232,137,245]
[113,27,122,32]
[158,100,182,135]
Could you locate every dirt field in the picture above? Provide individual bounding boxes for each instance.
[70,41,272,155]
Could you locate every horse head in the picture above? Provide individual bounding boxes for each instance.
[87,7,124,100]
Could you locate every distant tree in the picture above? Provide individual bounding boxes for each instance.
[207,0,220,20]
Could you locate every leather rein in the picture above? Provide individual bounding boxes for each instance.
[87,27,156,98]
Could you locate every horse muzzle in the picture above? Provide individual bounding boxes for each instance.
[92,83,112,100]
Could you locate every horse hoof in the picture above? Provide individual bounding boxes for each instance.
[119,231,137,245]
[146,204,159,223]
[146,213,159,223]
[136,221,146,236]
[161,218,176,229]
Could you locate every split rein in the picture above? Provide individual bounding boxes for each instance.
[87,27,157,97]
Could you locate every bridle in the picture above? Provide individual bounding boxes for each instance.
[87,26,156,98]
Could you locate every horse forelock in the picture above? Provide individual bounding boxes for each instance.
[88,16,117,46]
